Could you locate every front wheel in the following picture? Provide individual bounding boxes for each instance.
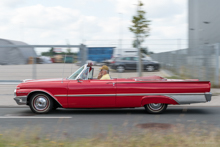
[29,93,54,114]
[144,103,167,114]
[116,66,125,72]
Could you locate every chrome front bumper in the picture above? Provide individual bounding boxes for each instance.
[14,96,27,105]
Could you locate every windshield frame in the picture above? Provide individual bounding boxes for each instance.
[68,64,87,80]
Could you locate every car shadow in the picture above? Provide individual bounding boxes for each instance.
[52,108,146,115]
[51,107,215,115]
[15,106,216,116]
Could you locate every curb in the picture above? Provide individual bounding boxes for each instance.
[169,105,220,107]
[0,80,22,82]
[0,83,21,85]
[0,80,22,85]
[0,106,28,108]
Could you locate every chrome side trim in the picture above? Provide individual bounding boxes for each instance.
[165,94,206,104]
[27,90,63,107]
[14,96,27,105]
[116,93,206,96]
[54,93,207,97]
[116,81,210,84]
[53,93,211,104]
[55,95,68,97]
[67,94,116,97]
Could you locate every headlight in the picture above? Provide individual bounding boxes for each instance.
[14,89,17,96]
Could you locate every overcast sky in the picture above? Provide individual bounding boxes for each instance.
[0,0,188,54]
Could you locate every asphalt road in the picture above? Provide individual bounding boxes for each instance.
[0,106,219,138]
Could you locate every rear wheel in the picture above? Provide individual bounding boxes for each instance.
[146,65,155,72]
[144,103,167,114]
[29,93,53,114]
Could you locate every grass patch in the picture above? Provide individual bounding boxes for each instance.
[211,84,220,88]
[0,126,220,147]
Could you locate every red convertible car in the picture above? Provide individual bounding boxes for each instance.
[14,64,212,114]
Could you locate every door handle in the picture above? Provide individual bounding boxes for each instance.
[106,82,115,86]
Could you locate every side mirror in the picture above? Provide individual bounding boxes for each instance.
[77,79,83,83]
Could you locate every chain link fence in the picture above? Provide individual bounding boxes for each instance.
[4,39,218,85]
[151,43,220,86]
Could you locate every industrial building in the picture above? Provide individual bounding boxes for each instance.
[0,38,37,65]
[188,0,220,55]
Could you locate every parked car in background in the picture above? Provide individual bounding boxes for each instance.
[110,56,160,72]
[103,54,152,66]
[76,60,97,66]
[113,48,152,59]
[37,56,52,64]
[113,48,138,57]
[102,57,116,66]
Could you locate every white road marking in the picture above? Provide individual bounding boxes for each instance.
[0,116,72,118]
[0,82,21,85]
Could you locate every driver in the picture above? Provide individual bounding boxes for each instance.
[97,65,111,80]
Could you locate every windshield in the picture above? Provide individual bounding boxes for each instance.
[78,68,89,80]
[68,66,84,79]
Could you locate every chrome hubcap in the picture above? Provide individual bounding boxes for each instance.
[148,103,163,110]
[146,66,154,71]
[117,66,124,72]
[34,96,48,110]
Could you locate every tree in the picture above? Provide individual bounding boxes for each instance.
[49,47,56,55]
[132,40,149,54]
[129,0,150,76]
[41,47,77,56]
[141,47,148,54]
[41,47,56,56]
[129,1,150,47]
[66,48,72,55]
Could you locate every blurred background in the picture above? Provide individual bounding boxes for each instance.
[0,0,219,86]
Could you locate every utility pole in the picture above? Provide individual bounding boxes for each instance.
[119,13,123,55]
[215,43,219,86]
[136,3,142,77]
[136,38,142,77]
[118,13,123,78]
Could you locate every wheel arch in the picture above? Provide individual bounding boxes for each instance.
[27,90,62,107]
[141,95,179,106]
[145,64,154,67]
[117,64,125,68]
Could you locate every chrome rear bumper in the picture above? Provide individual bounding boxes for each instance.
[205,92,212,102]
[14,96,27,105]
